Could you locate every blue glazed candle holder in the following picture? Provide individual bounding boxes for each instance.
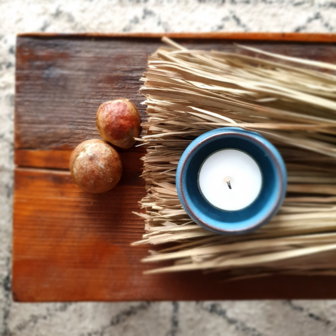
[176,127,287,235]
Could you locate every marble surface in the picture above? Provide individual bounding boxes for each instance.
[1,0,336,335]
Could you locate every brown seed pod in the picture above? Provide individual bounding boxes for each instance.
[96,98,141,149]
[70,139,122,193]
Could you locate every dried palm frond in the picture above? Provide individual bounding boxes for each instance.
[133,37,336,278]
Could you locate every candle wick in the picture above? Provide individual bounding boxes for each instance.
[225,177,232,190]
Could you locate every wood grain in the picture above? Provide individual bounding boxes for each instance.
[13,35,336,302]
[12,168,336,301]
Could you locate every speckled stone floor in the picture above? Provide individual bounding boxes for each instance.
[1,1,336,335]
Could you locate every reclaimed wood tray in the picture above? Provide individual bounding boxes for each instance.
[13,32,336,302]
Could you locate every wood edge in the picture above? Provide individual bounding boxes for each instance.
[17,32,336,43]
[14,148,145,170]
[11,273,336,302]
[14,149,71,169]
[14,166,70,174]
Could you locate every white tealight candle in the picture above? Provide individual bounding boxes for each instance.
[198,149,262,211]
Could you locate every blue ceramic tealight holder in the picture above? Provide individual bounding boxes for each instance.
[176,127,287,235]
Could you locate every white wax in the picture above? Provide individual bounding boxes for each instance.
[198,149,262,211]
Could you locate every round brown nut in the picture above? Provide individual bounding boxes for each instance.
[96,98,141,149]
[70,139,122,193]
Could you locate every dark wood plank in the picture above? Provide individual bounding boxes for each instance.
[13,35,336,302]
[15,37,336,153]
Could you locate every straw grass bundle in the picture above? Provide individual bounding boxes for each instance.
[133,37,336,278]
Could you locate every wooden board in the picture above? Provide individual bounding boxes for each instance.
[13,33,336,302]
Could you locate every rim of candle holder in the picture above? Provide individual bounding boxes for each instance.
[176,127,287,235]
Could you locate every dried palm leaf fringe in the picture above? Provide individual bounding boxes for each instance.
[132,37,336,279]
